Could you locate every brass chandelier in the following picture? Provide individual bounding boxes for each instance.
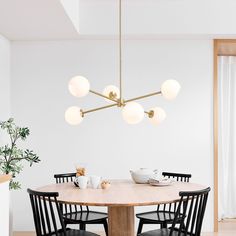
[65,0,180,126]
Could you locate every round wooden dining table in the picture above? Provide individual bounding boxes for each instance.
[37,179,205,236]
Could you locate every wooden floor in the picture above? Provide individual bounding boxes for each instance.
[13,221,236,236]
[216,219,236,235]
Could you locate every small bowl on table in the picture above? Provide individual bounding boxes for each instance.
[101,181,111,189]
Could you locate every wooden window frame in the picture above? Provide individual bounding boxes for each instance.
[213,39,236,232]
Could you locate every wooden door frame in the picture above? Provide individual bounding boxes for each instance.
[213,39,236,232]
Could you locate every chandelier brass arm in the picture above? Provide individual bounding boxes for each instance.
[89,89,118,103]
[82,90,162,116]
[82,103,118,116]
[89,89,162,105]
[124,91,162,103]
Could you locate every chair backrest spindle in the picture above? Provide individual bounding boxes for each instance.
[162,172,192,183]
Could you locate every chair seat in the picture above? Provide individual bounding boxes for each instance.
[51,229,99,236]
[138,228,185,236]
[63,211,108,223]
[136,211,179,223]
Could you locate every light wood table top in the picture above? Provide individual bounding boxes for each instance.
[37,179,206,207]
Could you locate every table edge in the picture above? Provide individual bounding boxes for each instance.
[54,198,182,207]
[36,180,207,207]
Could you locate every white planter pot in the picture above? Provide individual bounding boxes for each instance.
[9,192,13,236]
[0,180,10,236]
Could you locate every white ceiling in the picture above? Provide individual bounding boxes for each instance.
[1,0,236,41]
[79,0,236,37]
[0,0,79,40]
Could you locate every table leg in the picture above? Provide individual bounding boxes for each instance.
[108,206,135,236]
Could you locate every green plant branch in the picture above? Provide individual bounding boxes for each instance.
[8,126,19,162]
[0,118,40,189]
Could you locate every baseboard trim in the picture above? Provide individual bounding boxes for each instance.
[13,232,35,236]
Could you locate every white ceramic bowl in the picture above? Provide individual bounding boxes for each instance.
[130,168,158,184]
[130,173,150,184]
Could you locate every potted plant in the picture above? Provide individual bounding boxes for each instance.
[0,118,40,189]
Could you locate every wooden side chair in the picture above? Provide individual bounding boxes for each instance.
[27,188,99,236]
[54,173,108,236]
[138,187,211,236]
[136,172,192,234]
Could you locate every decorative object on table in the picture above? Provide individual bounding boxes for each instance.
[90,175,102,189]
[101,180,111,190]
[130,168,158,184]
[0,118,40,190]
[136,172,192,234]
[54,172,108,236]
[75,162,87,176]
[76,167,86,176]
[27,189,100,236]
[64,0,181,126]
[148,176,173,186]
[138,187,211,236]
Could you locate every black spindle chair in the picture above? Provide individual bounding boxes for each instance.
[27,188,99,236]
[54,173,108,236]
[138,187,211,236]
[136,172,192,235]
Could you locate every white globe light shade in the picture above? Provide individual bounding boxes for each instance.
[149,107,166,125]
[103,85,120,102]
[161,80,181,100]
[68,76,90,97]
[122,102,144,124]
[65,106,83,125]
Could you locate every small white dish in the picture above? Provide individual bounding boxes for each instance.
[149,181,172,187]
[149,178,173,186]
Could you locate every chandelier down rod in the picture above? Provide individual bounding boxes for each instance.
[119,0,122,102]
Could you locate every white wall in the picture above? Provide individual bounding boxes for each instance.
[0,34,10,121]
[11,39,213,232]
[0,34,11,150]
[0,34,11,236]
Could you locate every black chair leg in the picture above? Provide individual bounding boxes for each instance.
[80,223,86,230]
[64,220,68,228]
[103,220,108,236]
[161,222,167,228]
[137,219,144,235]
